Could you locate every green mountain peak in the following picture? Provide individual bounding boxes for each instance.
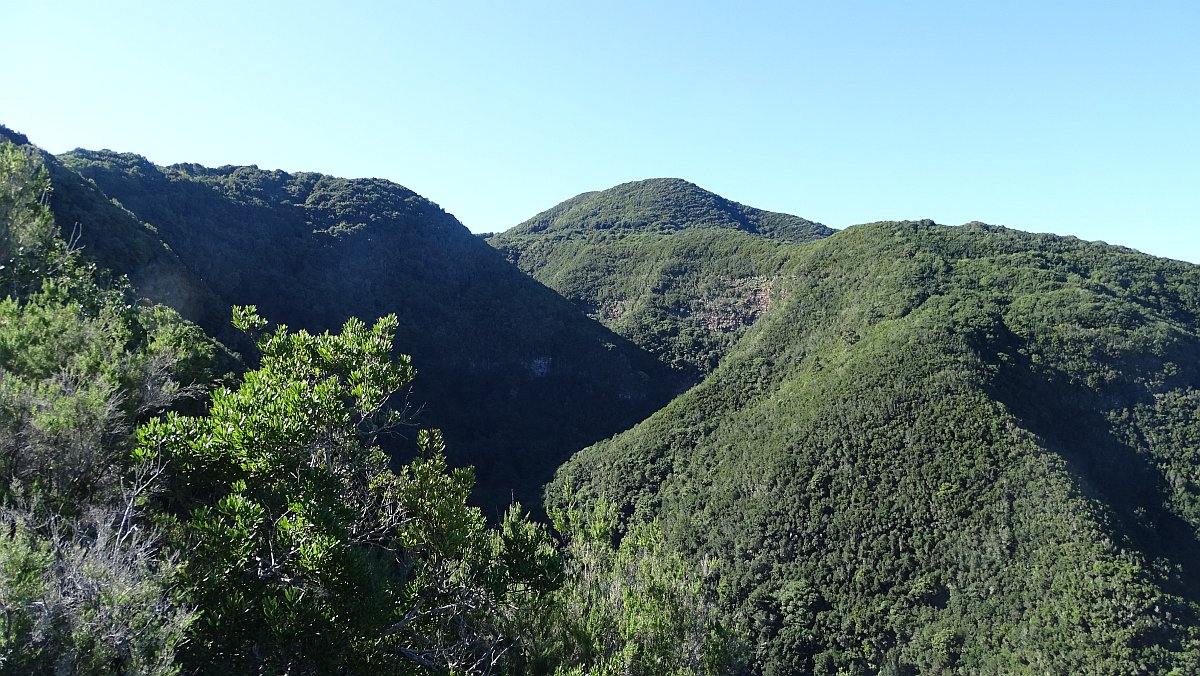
[503,177,833,243]
[492,179,833,376]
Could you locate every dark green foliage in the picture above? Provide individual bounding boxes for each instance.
[491,179,832,376]
[0,139,66,300]
[138,308,562,673]
[503,493,742,675]
[551,220,1200,673]
[55,152,687,515]
[549,499,742,675]
[0,141,228,512]
[0,138,221,674]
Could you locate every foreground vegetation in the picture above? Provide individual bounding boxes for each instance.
[0,140,736,673]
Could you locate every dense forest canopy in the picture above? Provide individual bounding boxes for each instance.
[3,124,1200,674]
[550,219,1200,674]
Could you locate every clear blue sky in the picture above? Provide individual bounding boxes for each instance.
[5,1,1198,262]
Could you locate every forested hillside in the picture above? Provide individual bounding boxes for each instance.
[491,179,832,376]
[549,220,1200,673]
[6,122,1200,675]
[51,149,688,513]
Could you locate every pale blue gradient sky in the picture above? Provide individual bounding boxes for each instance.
[4,1,1198,262]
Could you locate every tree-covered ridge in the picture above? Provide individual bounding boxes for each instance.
[491,179,831,376]
[502,178,832,243]
[550,220,1200,674]
[55,149,464,332]
[54,149,688,515]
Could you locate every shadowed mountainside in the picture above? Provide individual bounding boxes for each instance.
[54,150,689,514]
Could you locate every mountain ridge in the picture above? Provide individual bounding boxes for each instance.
[505,177,833,242]
[52,147,689,515]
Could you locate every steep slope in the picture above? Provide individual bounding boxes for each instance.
[549,221,1200,673]
[491,178,833,376]
[0,126,230,336]
[55,149,685,514]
